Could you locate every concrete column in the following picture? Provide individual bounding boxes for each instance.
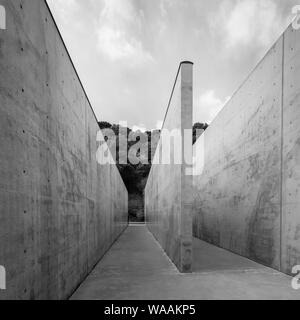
[145,61,194,273]
[180,61,193,272]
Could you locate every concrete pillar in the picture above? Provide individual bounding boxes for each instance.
[145,61,194,273]
[180,61,193,272]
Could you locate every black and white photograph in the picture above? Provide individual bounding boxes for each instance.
[0,0,300,307]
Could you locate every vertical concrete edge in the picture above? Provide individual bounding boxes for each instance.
[145,61,194,273]
[180,62,194,273]
[279,32,285,273]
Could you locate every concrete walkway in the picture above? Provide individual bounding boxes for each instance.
[71,226,300,300]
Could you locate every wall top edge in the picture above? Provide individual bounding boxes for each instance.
[180,61,194,65]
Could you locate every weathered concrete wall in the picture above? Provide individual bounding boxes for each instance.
[0,0,128,300]
[281,25,300,274]
[145,62,193,272]
[193,24,300,274]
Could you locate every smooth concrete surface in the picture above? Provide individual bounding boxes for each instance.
[193,23,300,275]
[71,226,300,300]
[282,25,300,274]
[145,62,193,272]
[0,0,128,300]
[193,238,267,273]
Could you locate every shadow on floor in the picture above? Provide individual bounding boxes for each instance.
[71,226,300,300]
[193,238,265,273]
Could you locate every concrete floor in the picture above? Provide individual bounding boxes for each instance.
[71,226,300,300]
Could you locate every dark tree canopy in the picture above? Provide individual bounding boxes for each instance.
[98,122,208,195]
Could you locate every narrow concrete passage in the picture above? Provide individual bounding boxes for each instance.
[71,226,300,300]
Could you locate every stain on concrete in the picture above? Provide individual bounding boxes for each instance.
[193,33,284,272]
[0,0,128,300]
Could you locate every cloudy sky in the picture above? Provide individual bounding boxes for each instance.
[47,0,298,130]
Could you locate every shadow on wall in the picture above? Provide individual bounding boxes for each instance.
[193,22,300,276]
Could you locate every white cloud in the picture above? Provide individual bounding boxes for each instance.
[132,120,163,132]
[212,0,289,51]
[160,0,173,18]
[47,0,79,22]
[96,0,154,66]
[132,124,147,132]
[97,26,153,63]
[194,90,230,124]
[155,120,164,130]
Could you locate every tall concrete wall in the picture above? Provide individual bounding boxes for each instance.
[145,62,193,273]
[281,24,300,274]
[0,0,128,300]
[193,24,300,274]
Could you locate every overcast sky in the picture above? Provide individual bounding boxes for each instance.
[47,0,298,131]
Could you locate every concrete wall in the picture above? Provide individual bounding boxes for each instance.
[193,24,300,275]
[145,62,193,273]
[281,24,300,274]
[0,0,128,300]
